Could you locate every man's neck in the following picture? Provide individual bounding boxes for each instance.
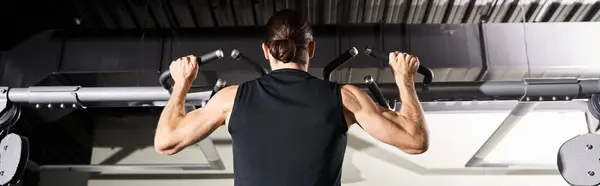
[271,63,308,72]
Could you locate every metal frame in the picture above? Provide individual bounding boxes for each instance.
[2,77,600,173]
[40,143,224,172]
[6,78,598,107]
[360,77,593,171]
[458,100,592,169]
[7,86,212,106]
[419,99,589,113]
[585,112,600,134]
[464,102,539,167]
[347,132,560,176]
[39,105,225,173]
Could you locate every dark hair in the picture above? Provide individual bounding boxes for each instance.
[264,9,313,64]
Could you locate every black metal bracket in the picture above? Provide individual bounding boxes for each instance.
[588,94,600,120]
[0,87,21,138]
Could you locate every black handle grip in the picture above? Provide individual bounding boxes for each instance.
[230,49,269,76]
[364,46,434,86]
[210,79,227,99]
[200,79,227,107]
[364,75,391,109]
[159,49,225,91]
[322,47,359,81]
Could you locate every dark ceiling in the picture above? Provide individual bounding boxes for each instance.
[2,0,600,50]
[28,0,600,29]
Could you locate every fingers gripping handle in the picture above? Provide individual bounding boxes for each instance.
[364,46,434,86]
[159,49,225,91]
[230,49,269,76]
[322,47,359,81]
[364,75,391,109]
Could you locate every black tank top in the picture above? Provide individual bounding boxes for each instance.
[228,68,348,186]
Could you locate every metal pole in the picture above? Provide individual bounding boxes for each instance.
[8,87,213,103]
[39,97,225,173]
[40,164,216,172]
[354,81,527,101]
[5,78,600,104]
[184,105,225,170]
[465,102,539,167]
[420,100,588,113]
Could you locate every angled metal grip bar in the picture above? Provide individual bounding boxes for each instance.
[202,79,227,107]
[364,46,435,89]
[158,49,225,91]
[364,75,391,109]
[322,47,359,81]
[231,49,269,76]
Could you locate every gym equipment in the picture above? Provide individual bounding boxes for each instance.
[557,94,600,185]
[320,46,435,109]
[364,75,391,109]
[322,47,359,81]
[0,103,20,133]
[557,133,600,186]
[2,48,600,185]
[3,78,597,108]
[200,49,269,104]
[0,133,30,185]
[364,46,435,87]
[588,94,600,120]
[231,49,269,76]
[158,49,225,91]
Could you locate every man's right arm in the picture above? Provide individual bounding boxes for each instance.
[342,85,428,154]
[341,52,429,155]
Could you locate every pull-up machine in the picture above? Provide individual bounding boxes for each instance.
[322,46,600,186]
[0,48,599,185]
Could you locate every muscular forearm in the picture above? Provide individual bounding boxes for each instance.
[396,77,427,137]
[155,84,190,144]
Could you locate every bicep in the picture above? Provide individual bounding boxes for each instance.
[341,85,404,146]
[172,86,237,148]
[175,106,226,145]
[341,85,428,154]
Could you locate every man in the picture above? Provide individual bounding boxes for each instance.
[154,9,429,186]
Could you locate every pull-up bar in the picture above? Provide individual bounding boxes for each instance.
[364,46,435,87]
[158,49,225,91]
[3,48,600,178]
[322,47,359,81]
[3,78,596,107]
[231,49,269,76]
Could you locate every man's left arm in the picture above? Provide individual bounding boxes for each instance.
[154,85,237,155]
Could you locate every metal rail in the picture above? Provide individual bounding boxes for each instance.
[5,78,598,107]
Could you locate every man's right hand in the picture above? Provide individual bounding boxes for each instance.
[388,52,420,84]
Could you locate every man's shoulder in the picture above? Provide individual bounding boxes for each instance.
[240,76,264,86]
[212,85,239,104]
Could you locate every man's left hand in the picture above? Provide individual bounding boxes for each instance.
[169,55,199,88]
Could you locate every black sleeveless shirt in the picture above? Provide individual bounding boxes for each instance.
[228,68,348,186]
